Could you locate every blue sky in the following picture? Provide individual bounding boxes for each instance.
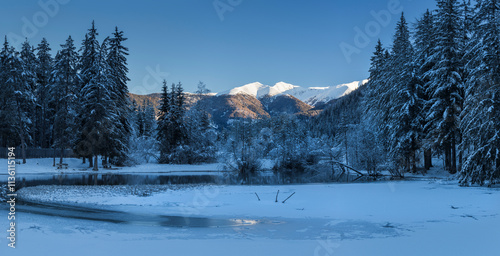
[1,0,436,94]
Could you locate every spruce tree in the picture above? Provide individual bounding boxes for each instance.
[19,40,37,151]
[76,22,118,170]
[460,0,500,185]
[0,38,33,163]
[79,38,117,171]
[35,38,54,148]
[75,21,100,166]
[414,9,437,170]
[107,27,131,165]
[157,80,172,162]
[425,0,464,174]
[50,36,78,164]
[387,13,423,173]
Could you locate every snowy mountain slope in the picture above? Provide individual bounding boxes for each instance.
[218,80,369,106]
[220,82,268,98]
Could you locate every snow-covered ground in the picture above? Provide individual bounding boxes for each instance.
[2,180,499,256]
[3,158,223,176]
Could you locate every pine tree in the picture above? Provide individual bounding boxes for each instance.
[363,40,392,170]
[19,39,37,151]
[0,39,22,148]
[76,22,119,170]
[425,0,464,174]
[170,82,186,146]
[368,39,385,81]
[79,38,118,171]
[50,36,78,164]
[0,38,34,163]
[156,81,191,163]
[157,80,172,162]
[75,21,100,166]
[35,38,54,148]
[107,27,131,165]
[460,0,500,185]
[414,9,438,170]
[364,40,390,134]
[387,13,423,173]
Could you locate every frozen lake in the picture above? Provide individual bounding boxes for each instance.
[1,180,499,256]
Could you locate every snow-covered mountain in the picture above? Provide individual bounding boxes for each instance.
[218,80,369,106]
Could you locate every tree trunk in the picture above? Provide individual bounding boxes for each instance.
[344,130,348,166]
[424,148,432,170]
[451,139,457,174]
[444,144,451,173]
[82,157,86,164]
[495,156,500,181]
[411,151,417,174]
[20,136,26,164]
[93,155,98,171]
[103,155,108,167]
[458,150,463,173]
[405,157,408,173]
[88,156,93,168]
[60,147,64,164]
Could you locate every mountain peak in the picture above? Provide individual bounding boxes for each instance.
[218,80,368,106]
[219,82,266,98]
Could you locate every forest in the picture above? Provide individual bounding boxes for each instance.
[0,0,499,186]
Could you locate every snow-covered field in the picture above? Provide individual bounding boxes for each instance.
[2,180,499,256]
[3,158,223,176]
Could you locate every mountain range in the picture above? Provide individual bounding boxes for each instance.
[219,80,368,106]
[129,80,368,127]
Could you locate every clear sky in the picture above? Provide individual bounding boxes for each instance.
[1,0,437,94]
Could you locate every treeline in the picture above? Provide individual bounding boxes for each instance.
[316,0,500,186]
[0,21,130,170]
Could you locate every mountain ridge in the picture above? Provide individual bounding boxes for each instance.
[218,80,369,106]
[128,79,367,127]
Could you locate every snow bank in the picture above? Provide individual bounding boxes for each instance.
[3,158,223,175]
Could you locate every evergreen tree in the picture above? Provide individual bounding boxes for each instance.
[425,0,464,174]
[368,39,385,82]
[75,21,101,166]
[366,43,393,152]
[363,40,394,172]
[79,38,117,171]
[156,81,192,163]
[387,13,423,173]
[0,38,33,163]
[157,80,172,162]
[170,82,186,146]
[50,36,78,164]
[35,38,54,148]
[107,27,131,165]
[414,9,438,170]
[19,39,37,151]
[460,0,500,185]
[0,39,22,147]
[76,22,118,170]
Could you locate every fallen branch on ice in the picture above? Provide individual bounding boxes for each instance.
[282,192,295,203]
